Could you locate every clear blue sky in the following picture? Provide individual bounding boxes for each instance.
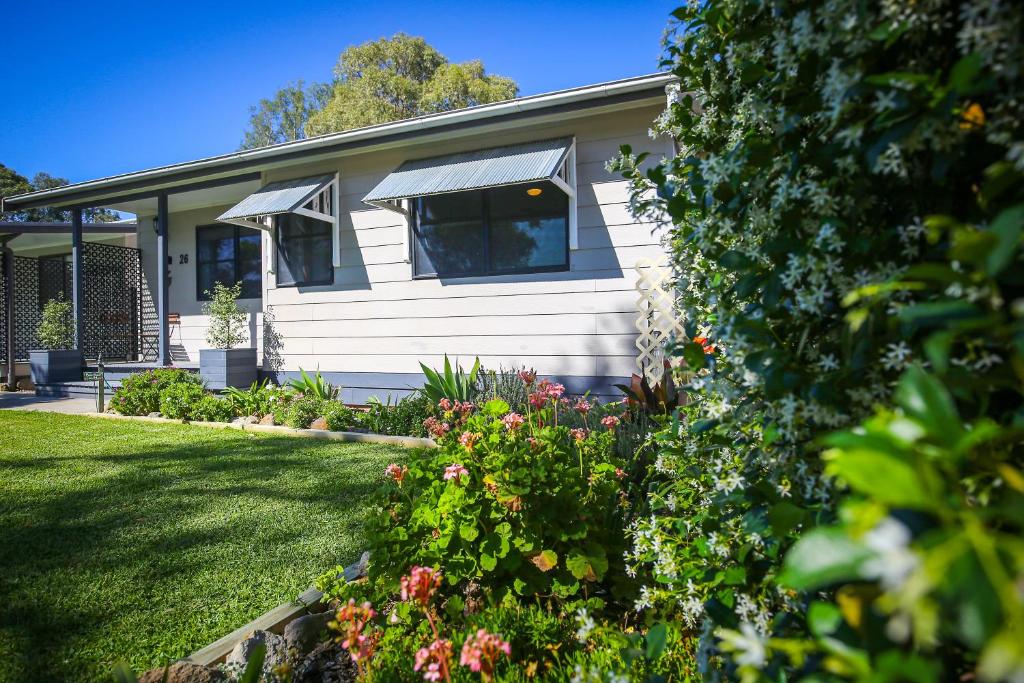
[1,0,675,185]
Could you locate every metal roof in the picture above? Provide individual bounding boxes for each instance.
[363,137,573,204]
[217,174,334,221]
[0,73,675,213]
[0,220,137,234]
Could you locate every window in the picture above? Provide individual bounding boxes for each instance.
[413,180,568,278]
[196,224,262,300]
[275,213,334,287]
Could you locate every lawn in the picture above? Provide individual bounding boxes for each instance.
[0,411,408,682]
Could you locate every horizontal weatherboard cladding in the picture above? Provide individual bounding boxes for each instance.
[363,137,572,203]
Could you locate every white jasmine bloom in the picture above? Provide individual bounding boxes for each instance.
[872,89,899,113]
[718,622,767,668]
[680,595,704,627]
[874,143,907,177]
[861,517,919,591]
[575,609,596,642]
[881,341,913,371]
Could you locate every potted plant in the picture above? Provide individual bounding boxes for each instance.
[29,294,83,385]
[199,281,257,390]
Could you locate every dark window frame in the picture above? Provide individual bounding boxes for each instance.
[273,214,335,288]
[194,223,263,301]
[411,183,570,280]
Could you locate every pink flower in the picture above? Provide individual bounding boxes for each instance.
[386,463,409,484]
[401,566,442,607]
[600,415,620,431]
[415,638,453,682]
[444,463,469,482]
[438,398,452,411]
[460,628,511,678]
[518,369,537,386]
[459,431,481,451]
[501,412,525,431]
[545,382,566,400]
[423,416,451,439]
[615,467,627,480]
[454,400,475,416]
[332,599,379,663]
[528,391,548,410]
[571,428,588,443]
[574,398,592,414]
[526,437,541,451]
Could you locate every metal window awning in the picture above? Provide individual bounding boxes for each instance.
[362,137,575,209]
[218,173,337,231]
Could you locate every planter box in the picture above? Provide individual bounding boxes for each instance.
[200,347,258,390]
[29,350,83,385]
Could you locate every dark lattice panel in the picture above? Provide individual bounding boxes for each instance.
[0,256,6,362]
[82,242,147,360]
[0,244,152,362]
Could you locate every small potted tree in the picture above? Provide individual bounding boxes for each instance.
[30,294,83,385]
[199,281,257,390]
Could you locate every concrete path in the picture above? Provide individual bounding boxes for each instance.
[0,391,99,414]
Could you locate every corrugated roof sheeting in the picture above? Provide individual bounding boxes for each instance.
[218,174,334,220]
[363,137,573,204]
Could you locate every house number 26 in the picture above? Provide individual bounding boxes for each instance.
[179,254,189,264]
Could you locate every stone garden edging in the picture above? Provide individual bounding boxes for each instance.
[84,411,437,449]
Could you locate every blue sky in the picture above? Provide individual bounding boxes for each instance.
[1,1,675,185]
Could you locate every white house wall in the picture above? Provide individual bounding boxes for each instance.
[142,104,670,402]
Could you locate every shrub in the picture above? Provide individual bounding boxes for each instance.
[203,281,248,349]
[191,395,235,423]
[475,366,530,413]
[366,393,631,602]
[419,355,480,403]
[322,400,358,431]
[158,382,207,420]
[358,393,435,437]
[35,294,74,350]
[109,368,203,416]
[223,379,277,418]
[283,394,323,429]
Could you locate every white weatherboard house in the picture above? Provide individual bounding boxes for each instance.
[0,74,675,402]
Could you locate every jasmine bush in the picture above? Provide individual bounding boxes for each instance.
[323,400,359,431]
[611,0,1024,679]
[109,368,204,416]
[158,382,208,421]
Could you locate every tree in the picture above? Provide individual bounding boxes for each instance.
[1,165,120,223]
[303,33,517,137]
[239,80,332,150]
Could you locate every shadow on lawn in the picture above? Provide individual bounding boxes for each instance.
[0,423,408,682]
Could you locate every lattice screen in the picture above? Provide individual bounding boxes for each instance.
[634,258,685,384]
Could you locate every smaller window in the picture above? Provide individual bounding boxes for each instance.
[275,214,334,287]
[196,224,262,300]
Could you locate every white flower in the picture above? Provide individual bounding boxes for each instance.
[717,622,767,668]
[860,517,920,591]
[872,89,899,113]
[575,608,596,642]
[881,341,913,371]
[817,354,840,372]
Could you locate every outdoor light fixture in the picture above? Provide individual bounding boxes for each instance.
[526,187,543,197]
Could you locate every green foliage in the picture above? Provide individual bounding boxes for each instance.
[158,382,208,421]
[191,395,235,423]
[322,400,358,432]
[610,0,1024,679]
[222,379,278,418]
[109,368,204,416]
[1,164,118,222]
[476,366,531,413]
[35,294,74,350]
[239,79,332,150]
[365,397,631,601]
[283,394,324,429]
[359,393,435,437]
[419,355,480,403]
[765,367,1024,680]
[304,33,517,137]
[202,281,248,350]
[287,368,339,400]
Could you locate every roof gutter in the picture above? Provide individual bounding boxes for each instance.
[0,73,675,212]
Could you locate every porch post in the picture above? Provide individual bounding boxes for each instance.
[71,207,84,351]
[2,241,15,391]
[156,194,171,365]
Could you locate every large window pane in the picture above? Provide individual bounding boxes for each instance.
[488,182,568,272]
[414,192,485,277]
[275,214,334,287]
[196,224,263,300]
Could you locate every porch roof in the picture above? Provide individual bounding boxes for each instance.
[0,220,136,234]
[362,137,573,204]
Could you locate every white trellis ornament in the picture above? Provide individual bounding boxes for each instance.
[634,258,686,384]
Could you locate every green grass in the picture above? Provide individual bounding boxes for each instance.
[0,411,409,682]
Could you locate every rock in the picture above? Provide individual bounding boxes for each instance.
[226,630,288,670]
[147,412,161,418]
[284,611,333,657]
[343,551,371,582]
[309,417,329,430]
[138,662,225,683]
[258,413,276,426]
[232,415,258,425]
